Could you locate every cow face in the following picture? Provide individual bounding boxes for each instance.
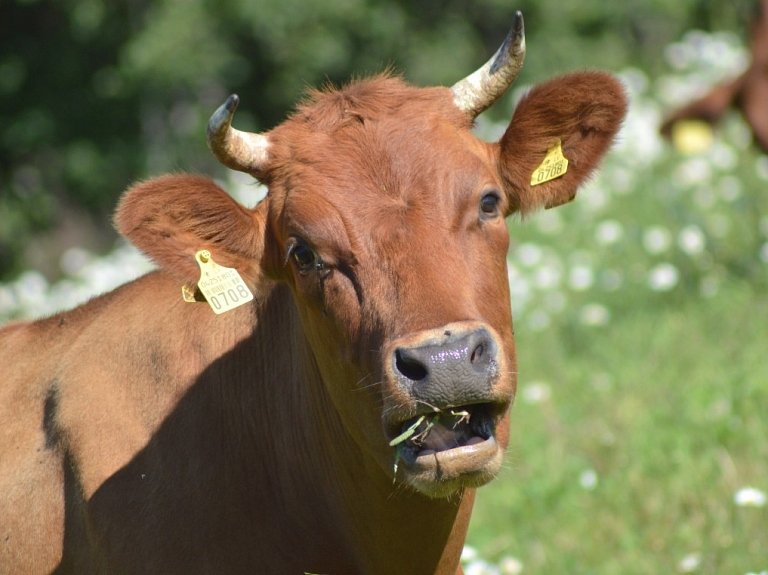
[118,24,626,498]
[256,82,519,496]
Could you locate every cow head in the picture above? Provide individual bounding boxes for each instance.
[117,14,626,498]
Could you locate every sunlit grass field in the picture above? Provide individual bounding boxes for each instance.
[467,284,768,573]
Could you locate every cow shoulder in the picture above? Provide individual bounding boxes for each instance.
[115,174,266,286]
[498,71,628,214]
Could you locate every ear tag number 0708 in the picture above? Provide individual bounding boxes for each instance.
[531,138,569,186]
[194,250,253,314]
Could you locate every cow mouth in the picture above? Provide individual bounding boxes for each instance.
[385,400,508,497]
[391,403,495,462]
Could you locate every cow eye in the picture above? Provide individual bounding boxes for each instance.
[480,192,501,216]
[287,239,321,273]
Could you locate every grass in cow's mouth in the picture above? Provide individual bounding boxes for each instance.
[392,413,441,480]
[391,407,482,479]
[389,411,444,447]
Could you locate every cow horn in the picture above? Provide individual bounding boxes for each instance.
[206,94,270,174]
[450,11,526,118]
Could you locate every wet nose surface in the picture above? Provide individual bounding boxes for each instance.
[392,326,498,407]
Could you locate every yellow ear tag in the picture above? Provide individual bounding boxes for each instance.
[531,139,569,186]
[194,250,254,314]
[181,283,198,302]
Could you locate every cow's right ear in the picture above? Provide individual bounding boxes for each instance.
[115,174,265,287]
[497,71,627,215]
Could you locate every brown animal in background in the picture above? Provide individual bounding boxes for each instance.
[661,0,768,152]
[0,13,626,575]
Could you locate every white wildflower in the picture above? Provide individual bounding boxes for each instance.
[760,243,768,263]
[60,247,92,276]
[580,304,610,326]
[648,263,679,291]
[499,556,524,575]
[673,157,712,187]
[533,265,561,290]
[708,141,737,171]
[461,546,479,563]
[734,487,767,507]
[517,243,543,268]
[678,225,705,256]
[595,220,624,245]
[464,560,500,575]
[643,227,672,254]
[756,155,768,181]
[568,265,594,291]
[579,469,598,490]
[522,382,551,404]
[678,552,701,573]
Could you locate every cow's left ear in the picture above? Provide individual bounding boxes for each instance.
[115,174,265,287]
[498,71,627,215]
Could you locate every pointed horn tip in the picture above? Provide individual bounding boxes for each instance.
[489,12,526,77]
[513,10,524,34]
[509,11,525,44]
[207,94,240,140]
[224,93,240,113]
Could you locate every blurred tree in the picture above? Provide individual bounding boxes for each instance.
[0,0,757,280]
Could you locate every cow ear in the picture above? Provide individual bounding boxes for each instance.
[115,174,265,287]
[498,71,627,215]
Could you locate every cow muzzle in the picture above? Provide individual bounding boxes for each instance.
[383,321,513,497]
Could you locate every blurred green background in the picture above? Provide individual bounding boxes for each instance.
[0,0,757,281]
[2,1,768,574]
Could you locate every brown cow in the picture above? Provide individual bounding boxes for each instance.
[661,0,768,152]
[0,13,626,575]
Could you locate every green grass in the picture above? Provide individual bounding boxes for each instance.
[464,39,768,573]
[467,280,768,574]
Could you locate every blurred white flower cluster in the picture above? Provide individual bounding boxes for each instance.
[462,545,523,575]
[0,172,265,321]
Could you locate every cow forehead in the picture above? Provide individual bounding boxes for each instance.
[273,132,499,263]
[266,77,501,238]
[266,76,490,190]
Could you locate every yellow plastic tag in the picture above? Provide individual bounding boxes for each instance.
[671,119,714,155]
[181,283,206,303]
[531,139,569,186]
[194,250,254,314]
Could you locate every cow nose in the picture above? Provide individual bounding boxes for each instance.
[392,327,498,407]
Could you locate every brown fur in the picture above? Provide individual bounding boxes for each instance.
[0,72,625,574]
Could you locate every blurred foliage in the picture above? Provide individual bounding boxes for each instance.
[0,0,758,280]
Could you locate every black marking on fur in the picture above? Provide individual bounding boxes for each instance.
[43,382,62,450]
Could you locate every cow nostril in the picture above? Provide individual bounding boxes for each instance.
[395,349,428,382]
[470,342,485,364]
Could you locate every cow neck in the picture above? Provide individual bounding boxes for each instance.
[235,282,474,574]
